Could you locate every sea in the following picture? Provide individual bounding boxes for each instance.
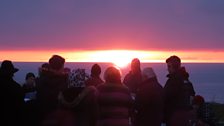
[10,62,224,104]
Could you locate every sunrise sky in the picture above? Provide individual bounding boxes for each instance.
[0,0,224,64]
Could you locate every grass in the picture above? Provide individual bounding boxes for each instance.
[210,102,224,125]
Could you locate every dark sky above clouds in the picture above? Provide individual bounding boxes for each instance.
[0,0,224,51]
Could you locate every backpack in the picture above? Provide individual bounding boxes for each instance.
[183,79,196,106]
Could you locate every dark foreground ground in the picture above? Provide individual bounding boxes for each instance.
[210,102,224,125]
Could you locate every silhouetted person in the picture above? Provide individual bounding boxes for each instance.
[192,95,217,126]
[38,63,50,77]
[135,67,164,126]
[123,58,142,97]
[85,64,104,87]
[57,68,97,126]
[36,55,69,125]
[164,55,195,126]
[97,66,133,126]
[23,72,36,101]
[123,58,142,126]
[0,60,25,125]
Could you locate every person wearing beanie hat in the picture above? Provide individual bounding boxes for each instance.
[135,67,164,126]
[58,67,98,126]
[68,68,90,88]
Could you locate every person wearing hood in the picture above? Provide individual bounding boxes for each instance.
[135,67,164,126]
[164,55,195,126]
[0,60,25,125]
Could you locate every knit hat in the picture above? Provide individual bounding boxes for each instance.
[69,68,90,87]
[142,67,156,79]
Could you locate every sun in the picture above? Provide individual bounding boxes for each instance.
[65,50,154,67]
[90,50,141,68]
[112,59,130,68]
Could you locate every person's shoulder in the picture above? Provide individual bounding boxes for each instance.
[183,79,193,85]
[120,83,131,90]
[12,80,22,87]
[85,78,92,85]
[86,85,97,92]
[22,83,28,88]
[124,71,132,77]
[96,83,106,90]
[123,71,133,82]
[156,81,164,89]
[169,73,186,83]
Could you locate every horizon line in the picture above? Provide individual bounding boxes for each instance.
[7,61,224,63]
[1,50,224,63]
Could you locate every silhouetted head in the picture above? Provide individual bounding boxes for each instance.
[25,72,35,80]
[192,95,205,106]
[0,60,19,76]
[166,55,181,74]
[142,67,156,81]
[104,66,122,83]
[64,67,71,74]
[38,63,50,76]
[41,63,50,69]
[91,64,101,77]
[25,72,36,85]
[49,55,65,70]
[131,58,141,74]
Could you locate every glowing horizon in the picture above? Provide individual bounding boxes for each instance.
[0,50,224,64]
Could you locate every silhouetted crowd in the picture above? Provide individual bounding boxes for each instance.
[0,55,218,126]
